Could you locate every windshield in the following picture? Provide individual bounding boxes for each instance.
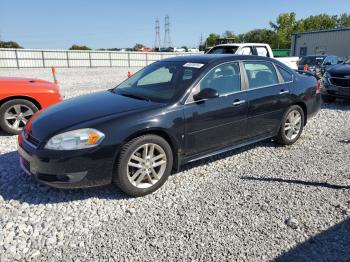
[113,61,204,103]
[207,46,238,54]
[299,56,325,66]
[345,57,350,64]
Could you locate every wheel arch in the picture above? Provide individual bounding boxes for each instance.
[294,101,307,126]
[0,96,42,110]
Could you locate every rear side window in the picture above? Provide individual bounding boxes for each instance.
[244,61,278,89]
[199,62,241,95]
[256,46,269,57]
[207,46,238,54]
[241,47,253,55]
[277,65,293,82]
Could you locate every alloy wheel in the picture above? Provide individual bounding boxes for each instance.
[284,110,302,140]
[4,104,34,131]
[127,143,167,189]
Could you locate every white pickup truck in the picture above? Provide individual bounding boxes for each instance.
[206,43,299,70]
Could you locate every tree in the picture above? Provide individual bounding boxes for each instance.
[269,12,299,49]
[0,41,23,48]
[222,30,237,39]
[133,43,145,51]
[243,29,276,47]
[181,46,188,52]
[337,13,350,27]
[298,14,338,32]
[205,33,220,47]
[69,44,91,50]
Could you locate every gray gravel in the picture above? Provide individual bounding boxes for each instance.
[0,68,349,261]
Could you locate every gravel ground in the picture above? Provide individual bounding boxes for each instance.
[0,68,349,261]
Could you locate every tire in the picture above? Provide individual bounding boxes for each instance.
[0,99,39,135]
[322,95,336,103]
[114,135,173,197]
[274,105,305,146]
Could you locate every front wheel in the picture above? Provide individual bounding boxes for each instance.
[274,105,305,145]
[114,135,173,197]
[0,99,39,135]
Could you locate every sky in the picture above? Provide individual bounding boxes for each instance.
[0,0,349,49]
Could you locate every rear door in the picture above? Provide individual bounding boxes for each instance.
[243,61,291,139]
[184,62,248,156]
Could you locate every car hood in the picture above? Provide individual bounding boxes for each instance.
[327,63,350,77]
[28,90,160,141]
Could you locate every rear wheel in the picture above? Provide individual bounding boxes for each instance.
[0,99,38,135]
[114,135,173,197]
[274,105,304,145]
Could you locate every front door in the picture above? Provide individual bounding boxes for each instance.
[184,62,248,156]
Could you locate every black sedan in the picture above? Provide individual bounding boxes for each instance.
[18,55,321,196]
[321,57,350,101]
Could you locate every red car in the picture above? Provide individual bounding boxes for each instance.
[0,77,63,134]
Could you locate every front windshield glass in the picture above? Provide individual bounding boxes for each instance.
[207,46,238,54]
[114,61,204,103]
[299,56,325,65]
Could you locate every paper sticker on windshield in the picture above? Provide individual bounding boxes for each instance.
[183,62,204,68]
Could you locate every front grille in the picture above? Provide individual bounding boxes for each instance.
[330,77,350,88]
[24,132,41,147]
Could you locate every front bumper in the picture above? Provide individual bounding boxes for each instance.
[18,132,118,189]
[321,78,350,99]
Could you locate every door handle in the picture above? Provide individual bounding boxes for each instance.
[279,90,289,95]
[232,100,246,106]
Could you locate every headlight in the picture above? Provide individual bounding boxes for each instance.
[45,128,105,150]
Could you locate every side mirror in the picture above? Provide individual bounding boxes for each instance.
[338,60,343,64]
[193,88,219,101]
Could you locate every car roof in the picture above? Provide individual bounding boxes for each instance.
[212,43,270,47]
[162,54,277,64]
[301,55,328,58]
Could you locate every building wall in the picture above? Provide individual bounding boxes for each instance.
[291,29,350,58]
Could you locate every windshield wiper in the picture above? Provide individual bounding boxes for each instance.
[118,92,151,102]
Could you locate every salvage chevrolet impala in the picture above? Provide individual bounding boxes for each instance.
[18,55,321,196]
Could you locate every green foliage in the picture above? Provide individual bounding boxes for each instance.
[0,41,23,48]
[205,12,350,50]
[337,13,350,27]
[69,44,91,50]
[181,46,188,52]
[298,14,338,32]
[243,29,276,47]
[133,43,145,50]
[205,33,221,47]
[269,12,299,48]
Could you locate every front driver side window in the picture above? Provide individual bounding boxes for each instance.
[198,62,241,96]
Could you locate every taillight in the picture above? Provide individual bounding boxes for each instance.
[316,80,321,94]
[304,64,309,71]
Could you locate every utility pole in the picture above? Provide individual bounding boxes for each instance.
[154,18,161,51]
[163,15,172,48]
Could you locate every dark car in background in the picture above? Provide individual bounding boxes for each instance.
[298,55,342,76]
[321,56,350,101]
[18,55,321,197]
